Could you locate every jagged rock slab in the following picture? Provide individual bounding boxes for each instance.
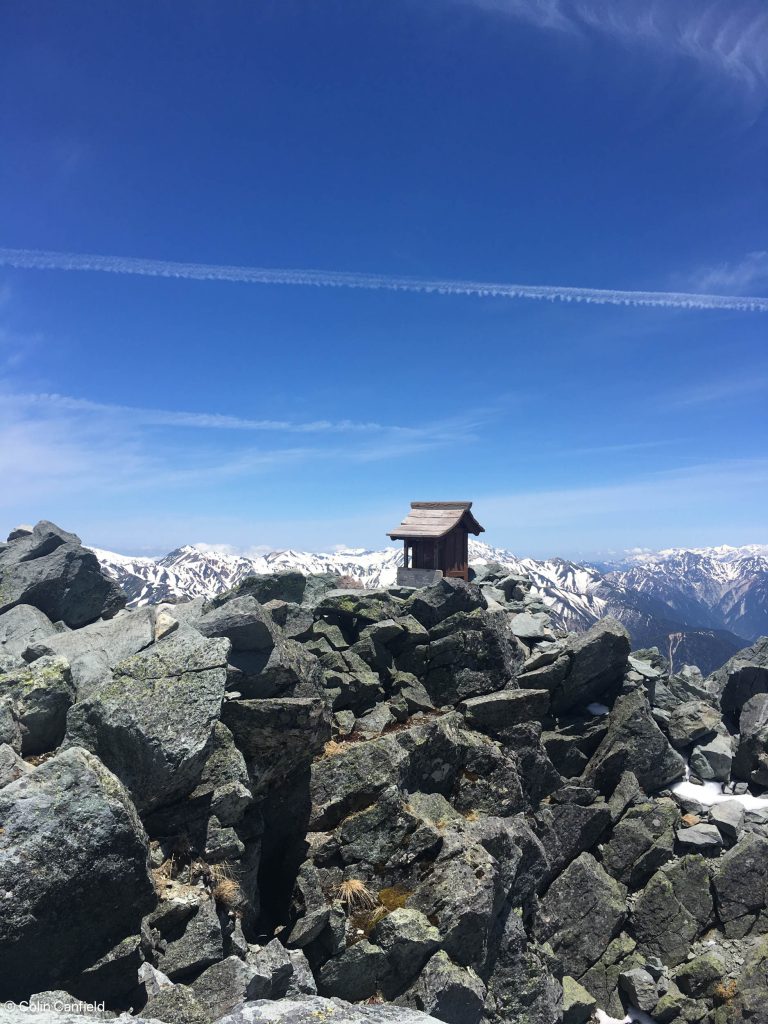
[0,747,155,1000]
[0,521,125,627]
[65,627,229,812]
[216,996,446,1024]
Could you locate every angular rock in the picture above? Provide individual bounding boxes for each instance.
[562,976,597,1024]
[675,822,723,849]
[459,687,550,734]
[733,693,768,786]
[371,908,442,993]
[709,799,745,843]
[666,699,721,747]
[619,966,658,1013]
[158,899,226,981]
[0,742,29,788]
[143,983,210,1024]
[712,833,768,938]
[23,607,154,675]
[214,996,446,1024]
[0,604,57,658]
[600,798,677,889]
[509,611,554,641]
[673,950,725,997]
[0,520,125,627]
[65,627,229,812]
[690,732,733,782]
[584,689,686,795]
[633,855,713,965]
[198,596,276,651]
[549,618,630,715]
[317,940,388,1002]
[405,578,486,629]
[223,697,330,797]
[0,746,155,1000]
[710,636,768,724]
[423,610,522,705]
[190,955,271,1018]
[398,950,486,1024]
[533,853,627,978]
[0,655,75,754]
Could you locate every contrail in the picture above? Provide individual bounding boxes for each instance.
[1,246,767,313]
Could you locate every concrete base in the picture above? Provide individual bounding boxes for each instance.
[396,567,444,588]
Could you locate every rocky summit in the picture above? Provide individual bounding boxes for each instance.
[1,521,768,1024]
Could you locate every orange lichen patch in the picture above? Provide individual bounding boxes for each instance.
[713,979,738,1004]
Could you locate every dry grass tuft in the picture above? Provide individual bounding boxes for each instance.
[335,878,377,913]
[212,876,245,910]
[322,739,348,758]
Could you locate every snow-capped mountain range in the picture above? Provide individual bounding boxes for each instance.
[92,539,768,674]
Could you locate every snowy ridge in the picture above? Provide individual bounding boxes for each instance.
[92,538,768,674]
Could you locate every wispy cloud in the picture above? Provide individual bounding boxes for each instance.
[1,246,767,312]
[477,457,768,555]
[688,251,768,294]
[664,372,768,408]
[11,391,421,436]
[462,0,768,96]
[0,388,482,508]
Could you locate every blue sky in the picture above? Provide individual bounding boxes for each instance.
[1,0,766,558]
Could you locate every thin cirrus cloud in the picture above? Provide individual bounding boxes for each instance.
[688,251,768,294]
[1,247,768,312]
[10,390,422,436]
[0,389,483,506]
[461,0,768,95]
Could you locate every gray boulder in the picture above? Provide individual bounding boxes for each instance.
[549,618,630,715]
[459,687,550,734]
[0,521,125,627]
[633,855,713,965]
[675,822,723,849]
[65,627,229,812]
[371,909,441,993]
[712,833,768,938]
[0,746,155,1000]
[143,983,211,1024]
[405,578,486,629]
[0,604,57,658]
[533,853,626,978]
[0,742,29,788]
[733,693,768,786]
[398,950,486,1024]
[666,699,721,747]
[619,966,658,1013]
[423,610,522,705]
[317,940,388,1002]
[709,800,745,843]
[710,636,768,723]
[190,955,271,1018]
[690,732,733,781]
[584,689,686,795]
[23,608,155,680]
[198,596,276,651]
[562,976,597,1024]
[214,996,446,1024]
[157,899,226,981]
[223,696,330,797]
[600,798,678,889]
[0,656,76,754]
